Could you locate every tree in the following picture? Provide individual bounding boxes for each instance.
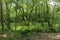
[14,0,18,30]
[0,0,4,34]
[5,2,10,30]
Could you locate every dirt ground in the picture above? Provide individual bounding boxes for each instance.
[0,33,60,40]
[30,33,60,40]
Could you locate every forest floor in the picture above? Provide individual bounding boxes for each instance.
[30,33,60,40]
[0,33,60,40]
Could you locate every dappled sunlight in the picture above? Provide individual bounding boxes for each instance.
[12,26,23,31]
[55,24,59,27]
[16,27,22,31]
[0,34,7,38]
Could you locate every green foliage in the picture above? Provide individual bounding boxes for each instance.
[0,0,60,38]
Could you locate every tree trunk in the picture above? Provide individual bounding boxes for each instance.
[0,0,4,34]
[5,2,10,30]
[15,0,18,30]
[46,1,52,27]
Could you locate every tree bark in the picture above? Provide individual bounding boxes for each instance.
[0,0,4,34]
[46,1,52,27]
[5,2,10,30]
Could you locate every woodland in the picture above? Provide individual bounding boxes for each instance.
[0,0,60,40]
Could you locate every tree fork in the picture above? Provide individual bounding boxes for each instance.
[45,1,52,27]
